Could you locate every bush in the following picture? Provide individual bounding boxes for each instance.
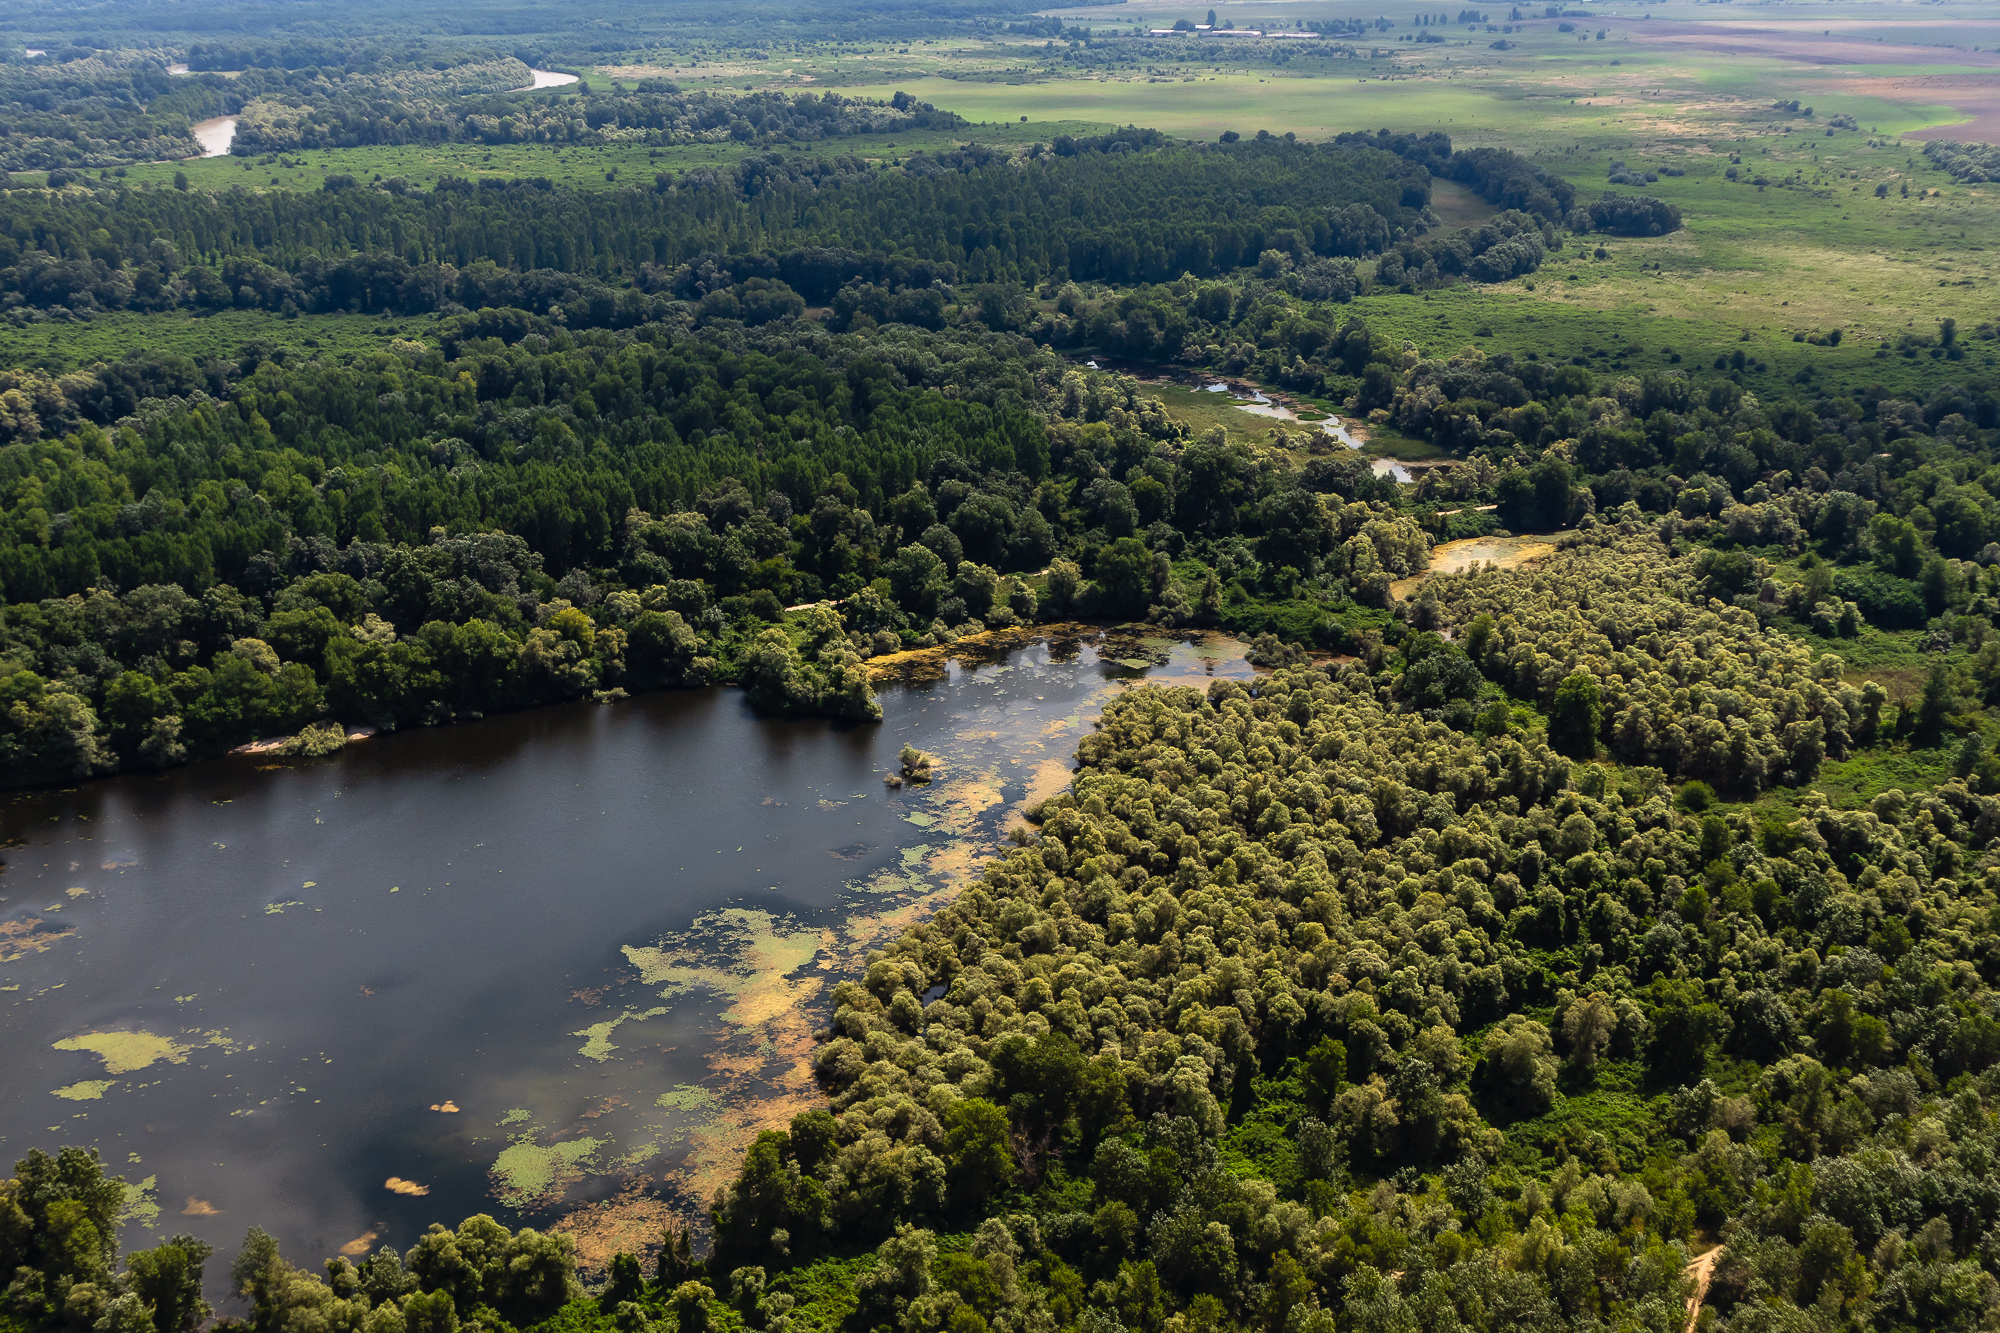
[1833,569,1925,628]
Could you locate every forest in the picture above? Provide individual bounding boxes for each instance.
[2,135,1438,311]
[5,211,1995,791]
[7,17,2000,1333]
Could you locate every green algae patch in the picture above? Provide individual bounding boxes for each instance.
[54,1031,191,1075]
[572,1007,667,1062]
[655,1084,720,1113]
[52,1079,116,1101]
[121,1175,160,1231]
[490,1136,603,1210]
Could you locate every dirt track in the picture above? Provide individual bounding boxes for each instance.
[1685,1245,1724,1333]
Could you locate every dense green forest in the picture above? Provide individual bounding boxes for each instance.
[10,20,2000,1333]
[228,83,970,156]
[1,135,1437,312]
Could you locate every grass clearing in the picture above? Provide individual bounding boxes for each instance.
[1147,383,1284,444]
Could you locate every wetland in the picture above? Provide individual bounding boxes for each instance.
[0,632,1251,1278]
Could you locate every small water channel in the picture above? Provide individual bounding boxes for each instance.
[0,631,1250,1283]
[1198,381,1415,481]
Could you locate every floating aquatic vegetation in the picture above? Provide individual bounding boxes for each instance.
[181,1198,221,1216]
[0,917,73,963]
[551,1177,683,1275]
[384,1177,430,1197]
[623,910,824,1031]
[489,1137,601,1210]
[120,1175,159,1230]
[655,1085,720,1113]
[339,1231,377,1258]
[52,1080,115,1101]
[431,1101,460,1113]
[53,1030,195,1075]
[572,1007,667,1062]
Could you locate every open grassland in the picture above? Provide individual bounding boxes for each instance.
[821,4,2000,380]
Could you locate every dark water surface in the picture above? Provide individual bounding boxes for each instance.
[0,633,1250,1280]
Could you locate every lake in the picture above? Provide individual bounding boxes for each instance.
[0,630,1251,1282]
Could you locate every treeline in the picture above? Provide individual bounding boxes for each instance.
[233,85,966,155]
[1,127,1640,329]
[1924,139,2000,184]
[707,521,2000,1333]
[1,138,1431,314]
[4,132,1662,326]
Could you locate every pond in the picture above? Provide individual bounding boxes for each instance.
[0,631,1252,1282]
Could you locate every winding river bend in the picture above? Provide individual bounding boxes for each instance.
[0,631,1250,1278]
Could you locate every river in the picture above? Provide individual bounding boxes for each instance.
[0,630,1250,1281]
[190,116,236,158]
[182,66,566,162]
